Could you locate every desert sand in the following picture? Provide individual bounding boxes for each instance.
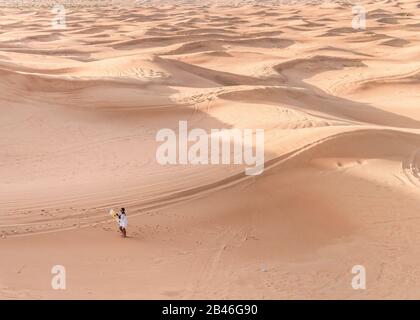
[1,0,420,299]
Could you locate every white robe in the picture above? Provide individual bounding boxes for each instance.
[119,214,128,228]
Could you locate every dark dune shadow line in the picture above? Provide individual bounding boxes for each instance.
[219,55,420,129]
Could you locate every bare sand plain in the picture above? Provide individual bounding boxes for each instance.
[1,0,420,299]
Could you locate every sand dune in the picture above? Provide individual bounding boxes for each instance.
[1,0,420,299]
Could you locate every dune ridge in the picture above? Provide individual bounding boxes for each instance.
[1,0,420,299]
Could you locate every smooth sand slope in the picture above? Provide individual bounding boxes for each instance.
[1,0,420,299]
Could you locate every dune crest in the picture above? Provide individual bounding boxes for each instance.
[1,0,420,299]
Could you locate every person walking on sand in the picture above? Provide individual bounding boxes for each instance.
[118,208,128,238]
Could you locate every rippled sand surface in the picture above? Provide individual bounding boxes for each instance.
[1,0,420,298]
